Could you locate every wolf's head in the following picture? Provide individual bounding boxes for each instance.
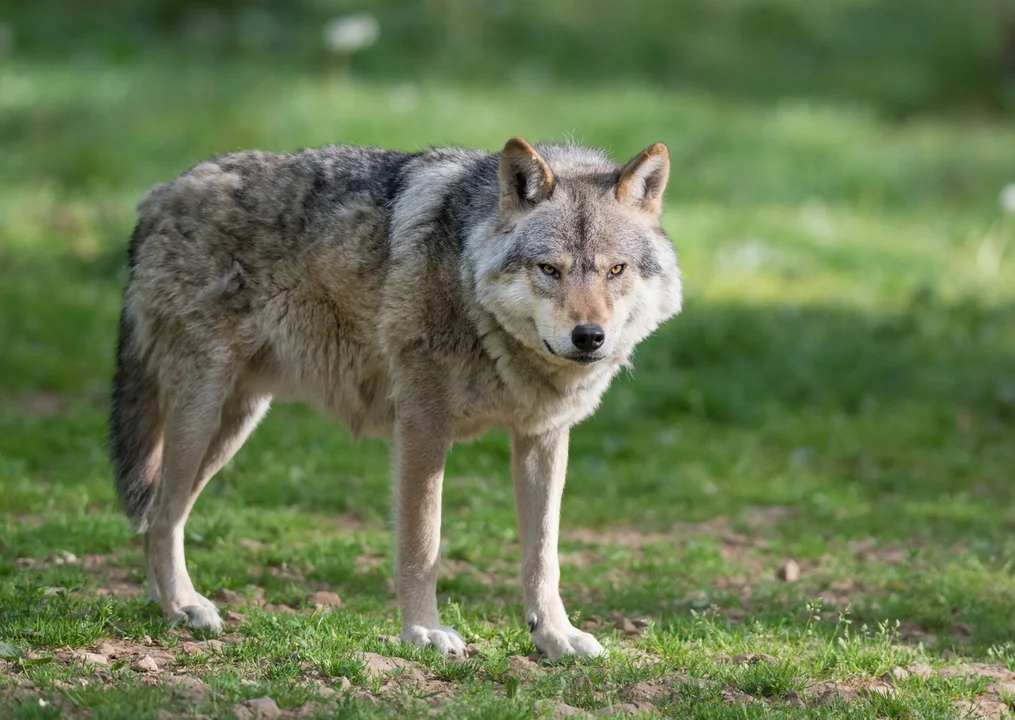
[474,137,682,372]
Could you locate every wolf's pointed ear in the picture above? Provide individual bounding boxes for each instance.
[616,142,670,216]
[499,137,555,216]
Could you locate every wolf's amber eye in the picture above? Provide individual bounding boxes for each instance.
[540,264,560,278]
[608,264,626,278]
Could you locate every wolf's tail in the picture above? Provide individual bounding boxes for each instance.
[109,301,163,531]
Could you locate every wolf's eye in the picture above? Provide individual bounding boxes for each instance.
[608,264,626,278]
[540,264,560,278]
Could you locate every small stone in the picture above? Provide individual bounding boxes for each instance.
[507,654,544,682]
[264,603,297,615]
[75,652,109,666]
[785,688,805,708]
[95,642,118,658]
[142,636,153,647]
[214,589,242,605]
[806,681,859,705]
[131,655,159,673]
[722,688,757,704]
[882,667,908,684]
[619,676,689,704]
[307,591,343,608]
[865,682,895,697]
[167,675,211,704]
[610,611,639,635]
[236,696,281,720]
[226,611,248,624]
[907,662,933,680]
[196,639,224,652]
[776,560,801,582]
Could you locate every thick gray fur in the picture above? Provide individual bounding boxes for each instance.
[108,138,682,656]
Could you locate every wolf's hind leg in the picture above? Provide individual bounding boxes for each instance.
[145,392,270,611]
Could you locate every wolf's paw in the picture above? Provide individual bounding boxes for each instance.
[194,593,218,614]
[531,622,604,661]
[400,624,468,656]
[169,598,223,635]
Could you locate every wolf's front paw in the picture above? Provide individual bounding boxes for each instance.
[169,597,223,634]
[531,620,604,661]
[400,624,468,656]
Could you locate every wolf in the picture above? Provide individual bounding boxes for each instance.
[109,136,682,659]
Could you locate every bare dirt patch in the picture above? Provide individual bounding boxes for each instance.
[954,698,1013,720]
[353,651,457,701]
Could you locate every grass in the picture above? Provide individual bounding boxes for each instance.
[2,42,1015,719]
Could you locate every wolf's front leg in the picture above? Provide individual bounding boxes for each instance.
[512,428,604,660]
[392,413,467,656]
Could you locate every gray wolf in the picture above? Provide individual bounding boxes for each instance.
[109,137,682,659]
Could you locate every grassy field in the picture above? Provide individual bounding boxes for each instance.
[2,47,1015,719]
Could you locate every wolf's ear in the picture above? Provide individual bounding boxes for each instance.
[616,142,670,216]
[499,137,555,216]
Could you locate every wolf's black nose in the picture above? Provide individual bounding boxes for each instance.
[571,324,605,352]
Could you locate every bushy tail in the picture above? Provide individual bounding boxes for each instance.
[109,307,163,531]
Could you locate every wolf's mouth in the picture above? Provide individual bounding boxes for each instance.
[567,354,603,365]
[544,340,603,365]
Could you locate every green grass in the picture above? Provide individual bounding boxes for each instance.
[2,46,1015,719]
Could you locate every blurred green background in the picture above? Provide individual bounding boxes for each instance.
[4,0,1015,117]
